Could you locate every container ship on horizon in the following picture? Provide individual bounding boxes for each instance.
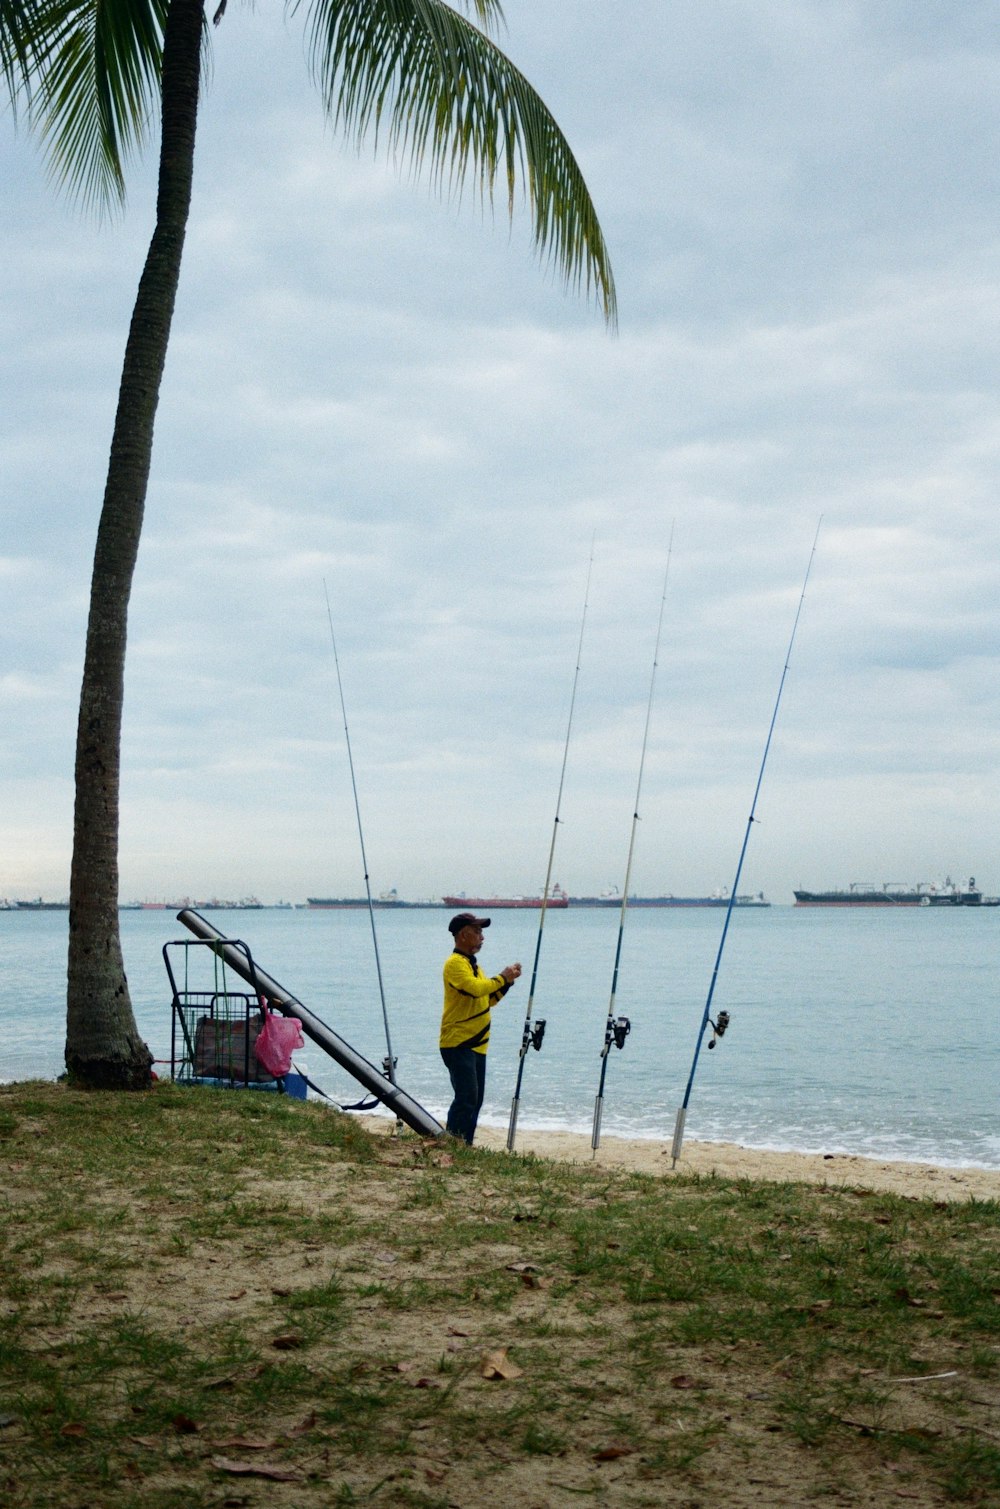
[307,889,412,909]
[793,877,996,907]
[570,889,770,909]
[440,886,569,910]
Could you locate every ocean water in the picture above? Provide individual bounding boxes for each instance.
[2,905,997,1169]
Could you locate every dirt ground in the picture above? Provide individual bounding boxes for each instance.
[63,1156,996,1507]
[5,1094,998,1507]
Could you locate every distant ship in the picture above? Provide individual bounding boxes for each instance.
[128,896,264,910]
[194,897,264,910]
[571,888,770,909]
[442,885,569,910]
[794,877,993,907]
[307,889,408,909]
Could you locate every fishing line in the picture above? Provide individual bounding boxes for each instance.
[323,580,399,1093]
[670,519,822,1167]
[591,535,673,1153]
[506,540,595,1152]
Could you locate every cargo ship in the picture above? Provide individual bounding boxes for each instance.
[794,877,991,907]
[571,888,770,909]
[442,886,569,910]
[307,890,408,909]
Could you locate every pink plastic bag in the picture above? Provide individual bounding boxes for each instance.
[254,1004,305,1078]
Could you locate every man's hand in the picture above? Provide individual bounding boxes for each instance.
[501,963,522,983]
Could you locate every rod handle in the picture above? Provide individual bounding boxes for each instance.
[506,1097,520,1152]
[671,1106,686,1168]
[591,1094,604,1152]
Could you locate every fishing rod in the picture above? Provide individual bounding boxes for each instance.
[670,519,822,1168]
[506,542,595,1152]
[591,539,673,1152]
[323,581,399,1094]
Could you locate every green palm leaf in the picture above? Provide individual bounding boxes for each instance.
[4,0,167,206]
[297,0,616,322]
[1,0,53,97]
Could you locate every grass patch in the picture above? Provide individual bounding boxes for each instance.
[0,1080,998,1507]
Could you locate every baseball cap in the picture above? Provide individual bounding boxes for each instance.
[448,911,491,935]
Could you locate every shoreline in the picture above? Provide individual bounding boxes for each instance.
[362,1116,1000,1200]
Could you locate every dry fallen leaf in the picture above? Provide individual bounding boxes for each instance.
[211,1456,303,1482]
[518,1272,552,1291]
[271,1334,304,1351]
[59,1422,87,1438]
[481,1348,524,1381]
[669,1375,702,1390]
[594,1445,636,1461]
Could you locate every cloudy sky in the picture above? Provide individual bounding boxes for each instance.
[3,0,999,906]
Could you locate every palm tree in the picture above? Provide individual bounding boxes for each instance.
[3,0,616,1089]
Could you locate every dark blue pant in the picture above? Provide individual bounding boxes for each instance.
[440,1044,487,1144]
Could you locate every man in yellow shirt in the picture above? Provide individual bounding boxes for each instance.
[440,912,521,1144]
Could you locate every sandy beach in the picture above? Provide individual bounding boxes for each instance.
[362,1118,1000,1201]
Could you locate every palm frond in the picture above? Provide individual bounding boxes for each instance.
[1,0,53,100]
[295,0,616,324]
[9,0,169,208]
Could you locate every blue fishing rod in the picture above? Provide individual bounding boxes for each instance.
[670,520,822,1167]
[323,581,399,1095]
[506,542,595,1152]
[592,541,673,1152]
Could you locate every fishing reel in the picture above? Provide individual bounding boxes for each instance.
[707,1010,730,1050]
[382,1054,398,1078]
[611,1015,631,1051]
[529,1019,546,1052]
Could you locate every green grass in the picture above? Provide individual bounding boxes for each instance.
[0,1079,998,1507]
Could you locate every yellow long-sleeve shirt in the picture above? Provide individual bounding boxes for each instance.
[440,950,511,1054]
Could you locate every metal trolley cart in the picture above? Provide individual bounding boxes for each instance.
[163,935,306,1097]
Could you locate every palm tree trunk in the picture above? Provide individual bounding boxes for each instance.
[66,0,204,1088]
